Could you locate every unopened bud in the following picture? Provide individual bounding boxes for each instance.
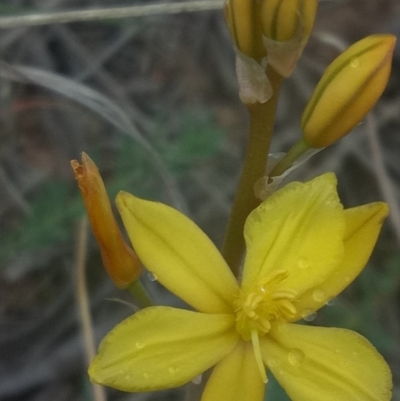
[261,0,318,76]
[302,34,396,148]
[71,153,141,288]
[224,0,273,104]
[224,0,266,62]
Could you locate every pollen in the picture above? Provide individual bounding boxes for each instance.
[235,270,297,341]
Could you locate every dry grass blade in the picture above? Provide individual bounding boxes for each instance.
[366,113,400,246]
[74,217,107,401]
[0,61,188,210]
[0,1,224,29]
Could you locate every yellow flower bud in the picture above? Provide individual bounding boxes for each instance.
[224,0,266,61]
[71,153,141,288]
[262,0,317,42]
[261,0,318,76]
[302,34,396,148]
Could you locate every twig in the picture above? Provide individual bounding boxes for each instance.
[0,1,224,29]
[366,113,400,246]
[75,217,107,401]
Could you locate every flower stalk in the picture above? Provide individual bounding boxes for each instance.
[128,280,154,308]
[267,139,309,179]
[222,66,283,276]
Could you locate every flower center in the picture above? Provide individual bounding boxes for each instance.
[234,270,298,383]
[234,270,297,341]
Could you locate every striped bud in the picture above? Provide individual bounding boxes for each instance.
[302,35,396,148]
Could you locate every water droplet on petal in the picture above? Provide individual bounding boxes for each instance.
[344,275,351,283]
[147,271,158,281]
[125,374,132,380]
[135,342,145,349]
[275,323,286,333]
[297,257,308,269]
[312,289,325,302]
[267,358,279,367]
[302,309,317,322]
[350,57,360,68]
[168,366,178,374]
[326,297,336,306]
[143,372,150,379]
[191,374,202,385]
[107,378,118,386]
[288,349,305,366]
[324,194,337,205]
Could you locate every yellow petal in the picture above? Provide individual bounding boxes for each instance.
[116,192,239,313]
[201,341,265,401]
[291,202,389,320]
[89,306,239,392]
[242,173,345,296]
[261,324,392,401]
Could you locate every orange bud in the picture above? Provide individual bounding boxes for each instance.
[71,153,141,288]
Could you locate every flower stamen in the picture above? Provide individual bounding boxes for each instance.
[235,270,297,339]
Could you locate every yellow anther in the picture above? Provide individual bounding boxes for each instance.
[259,320,272,333]
[273,289,297,300]
[278,300,297,317]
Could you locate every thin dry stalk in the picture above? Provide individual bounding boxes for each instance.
[75,217,107,401]
[366,113,400,246]
[0,1,224,29]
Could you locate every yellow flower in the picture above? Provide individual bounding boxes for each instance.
[71,153,141,288]
[89,173,392,401]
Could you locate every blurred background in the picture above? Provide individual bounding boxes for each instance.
[0,0,399,400]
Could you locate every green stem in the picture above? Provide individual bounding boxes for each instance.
[268,138,309,179]
[222,67,283,277]
[128,279,154,308]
